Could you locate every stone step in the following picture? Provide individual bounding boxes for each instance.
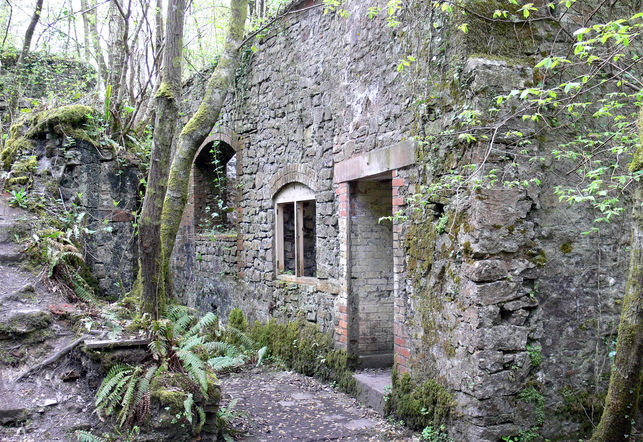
[0,244,23,264]
[0,308,53,339]
[0,221,13,243]
[358,352,394,369]
[353,369,392,415]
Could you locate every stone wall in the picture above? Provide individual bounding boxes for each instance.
[173,0,639,439]
[4,121,139,299]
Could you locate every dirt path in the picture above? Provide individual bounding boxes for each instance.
[220,367,416,441]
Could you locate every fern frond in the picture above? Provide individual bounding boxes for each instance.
[227,326,255,349]
[183,393,194,424]
[207,355,245,372]
[172,313,193,337]
[203,341,239,357]
[75,430,106,442]
[95,365,131,408]
[257,346,268,366]
[104,374,132,415]
[118,366,142,427]
[185,312,218,338]
[178,348,207,393]
[135,365,158,406]
[180,334,205,352]
[196,405,206,434]
[166,304,191,321]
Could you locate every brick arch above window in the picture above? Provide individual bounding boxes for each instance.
[269,165,318,199]
[193,126,242,163]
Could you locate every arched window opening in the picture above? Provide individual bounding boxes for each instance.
[193,140,237,235]
[274,183,316,278]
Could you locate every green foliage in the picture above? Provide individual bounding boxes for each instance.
[8,187,29,208]
[501,427,541,442]
[75,430,106,442]
[249,316,358,393]
[95,364,152,427]
[228,307,248,332]
[422,424,454,442]
[520,386,545,426]
[93,309,237,435]
[0,50,96,109]
[526,343,542,368]
[558,386,605,437]
[385,369,454,431]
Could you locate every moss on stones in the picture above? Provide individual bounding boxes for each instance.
[560,242,573,254]
[1,104,99,177]
[558,386,605,437]
[249,316,358,394]
[385,368,454,431]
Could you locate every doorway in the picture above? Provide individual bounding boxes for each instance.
[348,175,394,368]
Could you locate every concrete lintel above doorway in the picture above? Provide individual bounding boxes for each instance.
[333,140,416,183]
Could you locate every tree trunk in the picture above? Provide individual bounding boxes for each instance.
[82,0,108,85]
[155,0,247,310]
[139,0,185,319]
[80,0,92,62]
[8,0,44,122]
[590,110,643,441]
[106,0,127,130]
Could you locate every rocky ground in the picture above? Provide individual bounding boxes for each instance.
[0,193,114,441]
[220,367,416,441]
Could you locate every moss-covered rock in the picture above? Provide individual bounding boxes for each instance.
[0,308,52,339]
[1,105,99,180]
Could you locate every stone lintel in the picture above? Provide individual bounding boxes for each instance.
[334,140,416,183]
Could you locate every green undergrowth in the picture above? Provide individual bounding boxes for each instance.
[385,366,454,431]
[246,313,358,394]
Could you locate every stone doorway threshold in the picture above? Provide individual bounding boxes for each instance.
[353,368,392,414]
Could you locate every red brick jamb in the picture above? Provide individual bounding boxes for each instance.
[334,182,350,348]
[392,169,410,373]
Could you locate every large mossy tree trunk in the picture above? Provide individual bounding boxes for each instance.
[590,111,643,441]
[156,0,247,305]
[139,0,185,319]
[138,0,247,317]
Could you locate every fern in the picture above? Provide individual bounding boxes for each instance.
[95,364,132,409]
[180,334,205,352]
[208,355,245,372]
[196,405,206,434]
[172,313,193,337]
[118,366,142,427]
[186,312,218,338]
[203,341,239,356]
[75,430,106,442]
[257,346,268,366]
[166,304,191,321]
[183,393,194,424]
[227,326,255,349]
[177,347,208,393]
[135,365,158,406]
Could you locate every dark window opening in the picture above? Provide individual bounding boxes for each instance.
[193,141,237,235]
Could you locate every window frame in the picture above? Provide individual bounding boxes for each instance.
[274,183,316,278]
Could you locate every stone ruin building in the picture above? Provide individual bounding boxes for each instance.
[169,0,638,439]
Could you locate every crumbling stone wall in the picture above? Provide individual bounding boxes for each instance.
[2,109,139,299]
[174,0,637,439]
[58,141,139,298]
